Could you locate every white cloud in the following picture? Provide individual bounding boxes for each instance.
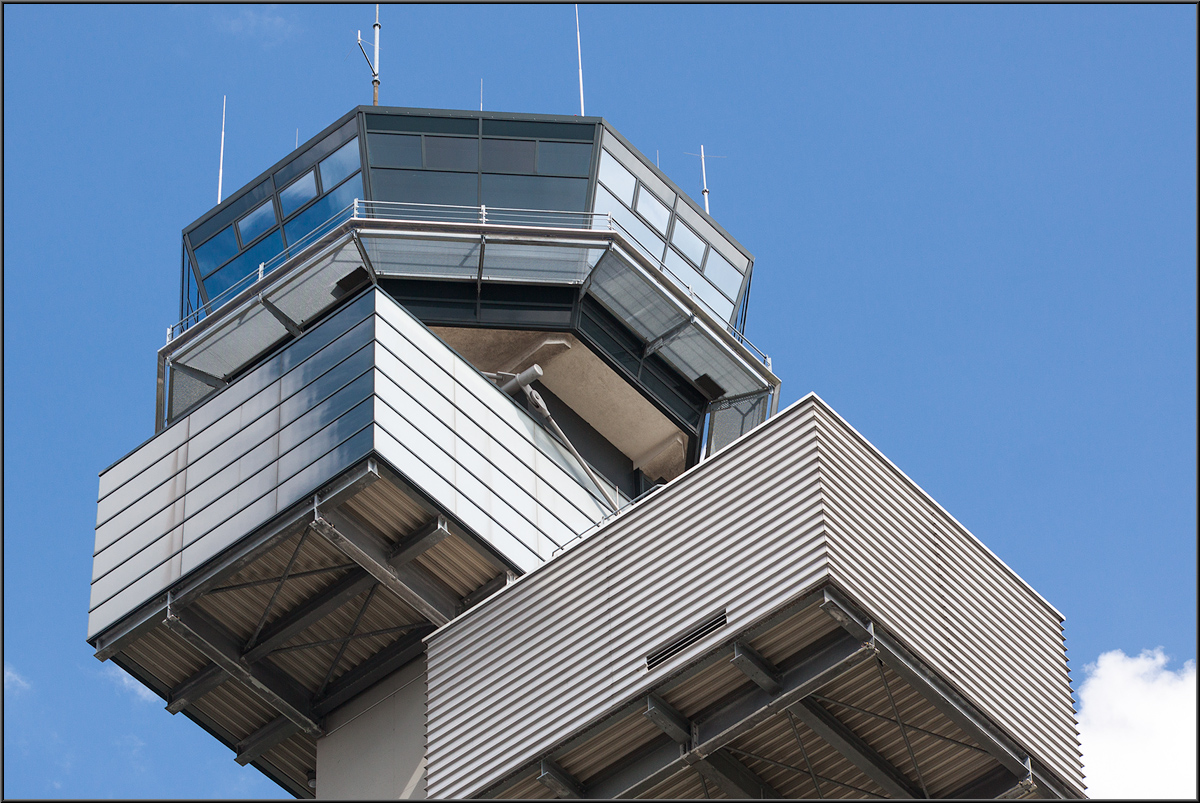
[101,663,160,704]
[1078,648,1197,799]
[4,662,31,693]
[218,7,296,46]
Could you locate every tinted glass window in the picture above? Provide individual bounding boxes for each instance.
[319,137,361,192]
[194,226,239,277]
[237,200,276,246]
[481,174,588,211]
[537,141,592,177]
[636,188,671,236]
[670,221,706,266]
[703,249,744,301]
[203,229,284,299]
[482,138,535,173]
[280,171,318,218]
[370,169,479,206]
[283,173,362,246]
[483,119,593,141]
[274,117,358,187]
[188,178,273,246]
[425,136,478,171]
[593,185,664,262]
[598,150,635,205]
[368,133,422,168]
[366,114,477,135]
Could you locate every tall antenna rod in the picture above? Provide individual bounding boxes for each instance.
[480,79,484,111]
[358,5,381,105]
[575,5,585,116]
[217,95,226,204]
[685,146,727,214]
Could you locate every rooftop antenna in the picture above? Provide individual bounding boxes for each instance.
[358,5,381,105]
[217,95,226,204]
[684,145,726,214]
[480,78,484,111]
[575,5,585,116]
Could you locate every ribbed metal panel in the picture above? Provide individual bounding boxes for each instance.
[425,395,1081,798]
[811,400,1082,792]
[425,404,829,798]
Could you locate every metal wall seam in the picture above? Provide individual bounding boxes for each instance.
[425,404,831,798]
[812,405,1082,791]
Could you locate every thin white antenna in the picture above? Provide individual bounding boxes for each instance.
[217,95,226,204]
[358,5,381,105]
[295,128,299,148]
[480,79,484,111]
[684,146,727,214]
[575,5,585,116]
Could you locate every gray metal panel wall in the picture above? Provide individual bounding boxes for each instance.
[91,289,609,640]
[425,402,830,799]
[424,395,1081,798]
[811,401,1082,792]
[90,293,379,638]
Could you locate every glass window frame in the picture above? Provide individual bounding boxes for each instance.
[279,169,321,220]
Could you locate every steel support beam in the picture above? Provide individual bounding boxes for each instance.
[538,758,584,799]
[645,694,691,744]
[242,569,376,663]
[166,662,226,714]
[387,516,451,567]
[168,359,227,389]
[817,587,1079,799]
[462,573,508,610]
[311,626,432,717]
[592,630,873,799]
[695,749,780,799]
[165,601,323,736]
[944,765,1028,800]
[236,715,301,766]
[312,511,459,626]
[792,697,920,799]
[731,641,782,694]
[258,293,304,337]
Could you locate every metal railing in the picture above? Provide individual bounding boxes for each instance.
[168,200,771,369]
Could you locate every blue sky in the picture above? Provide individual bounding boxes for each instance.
[3,4,1195,798]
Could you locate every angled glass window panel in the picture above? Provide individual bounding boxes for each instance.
[482,138,536,174]
[481,174,588,212]
[319,137,361,192]
[188,178,274,247]
[586,249,687,342]
[274,116,358,187]
[366,114,477,136]
[203,229,284,301]
[482,244,603,283]
[280,170,318,218]
[237,200,277,246]
[368,133,422,168]
[365,236,481,281]
[482,119,593,141]
[702,249,743,301]
[661,327,761,398]
[536,141,592,177]
[425,136,478,172]
[283,173,361,247]
[670,221,706,266]
[194,226,239,277]
[272,240,374,328]
[370,169,479,208]
[664,248,706,297]
[636,187,671,236]
[597,150,635,206]
[665,248,734,323]
[593,185,664,263]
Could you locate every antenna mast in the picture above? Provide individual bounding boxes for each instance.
[217,95,226,204]
[358,5,381,105]
[685,146,726,215]
[575,5,585,116]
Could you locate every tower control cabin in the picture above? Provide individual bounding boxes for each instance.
[88,107,1084,799]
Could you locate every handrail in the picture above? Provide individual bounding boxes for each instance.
[169,200,771,368]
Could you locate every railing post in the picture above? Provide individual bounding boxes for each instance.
[480,204,487,224]
[258,262,265,282]
[166,326,173,345]
[353,198,358,218]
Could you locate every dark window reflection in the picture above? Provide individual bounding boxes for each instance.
[482,139,536,173]
[425,136,478,171]
[537,142,592,177]
[237,200,276,246]
[371,169,479,206]
[194,226,239,276]
[368,133,422,168]
[319,137,361,193]
[283,174,362,245]
[202,229,284,299]
[280,171,318,218]
[481,174,588,211]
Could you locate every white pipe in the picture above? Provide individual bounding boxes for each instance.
[373,4,380,105]
[575,5,585,116]
[700,144,709,214]
[217,95,226,204]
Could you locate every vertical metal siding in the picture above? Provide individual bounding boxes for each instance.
[811,403,1082,791]
[425,404,830,798]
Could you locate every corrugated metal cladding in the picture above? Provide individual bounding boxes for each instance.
[811,402,1083,792]
[91,287,607,641]
[424,394,1081,798]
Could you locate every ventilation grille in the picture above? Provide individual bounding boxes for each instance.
[646,610,728,670]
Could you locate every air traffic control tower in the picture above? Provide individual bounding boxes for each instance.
[89,107,1085,799]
